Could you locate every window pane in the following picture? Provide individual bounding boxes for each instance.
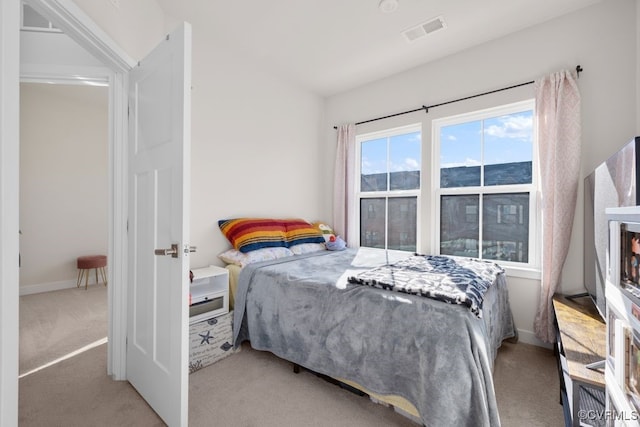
[483,111,533,186]
[440,121,481,188]
[389,131,421,190]
[361,198,386,248]
[483,193,529,262]
[361,138,387,191]
[388,197,417,251]
[22,4,50,28]
[440,195,479,257]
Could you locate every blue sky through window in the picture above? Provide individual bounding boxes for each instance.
[360,110,531,179]
[361,131,421,175]
[440,110,533,168]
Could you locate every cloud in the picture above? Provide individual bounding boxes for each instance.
[404,157,420,169]
[361,157,385,175]
[390,157,420,172]
[360,158,374,174]
[484,114,532,141]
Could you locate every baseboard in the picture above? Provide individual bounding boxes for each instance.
[20,279,77,296]
[516,328,553,349]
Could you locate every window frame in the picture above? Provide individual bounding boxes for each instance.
[431,99,540,274]
[355,123,422,252]
[21,2,62,33]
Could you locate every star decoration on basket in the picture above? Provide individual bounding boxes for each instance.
[199,330,213,345]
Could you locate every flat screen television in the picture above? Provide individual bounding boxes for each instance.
[583,136,640,320]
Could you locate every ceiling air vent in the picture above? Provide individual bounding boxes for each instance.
[402,16,446,42]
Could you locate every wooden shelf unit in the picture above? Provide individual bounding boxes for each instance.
[553,294,606,427]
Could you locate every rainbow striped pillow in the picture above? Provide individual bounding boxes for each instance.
[218,218,288,253]
[218,218,326,253]
[283,219,326,248]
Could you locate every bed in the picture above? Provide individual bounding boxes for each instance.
[228,246,517,427]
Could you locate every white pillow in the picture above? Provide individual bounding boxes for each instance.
[218,247,294,267]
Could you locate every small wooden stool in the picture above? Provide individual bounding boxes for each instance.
[76,255,107,290]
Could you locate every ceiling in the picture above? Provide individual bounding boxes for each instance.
[156,0,604,97]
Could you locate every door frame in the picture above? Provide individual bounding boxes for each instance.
[0,1,21,425]
[22,0,136,380]
[1,1,135,422]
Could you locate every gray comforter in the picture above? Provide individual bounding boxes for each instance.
[233,248,517,427]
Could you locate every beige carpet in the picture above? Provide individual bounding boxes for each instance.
[19,286,565,426]
[20,284,108,375]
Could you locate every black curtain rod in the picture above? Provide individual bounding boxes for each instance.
[333,65,583,129]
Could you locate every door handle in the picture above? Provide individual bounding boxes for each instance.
[155,243,179,258]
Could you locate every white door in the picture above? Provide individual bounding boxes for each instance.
[127,23,192,427]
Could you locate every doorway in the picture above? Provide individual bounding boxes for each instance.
[18,82,109,377]
[18,0,136,383]
[5,2,191,424]
[0,0,133,423]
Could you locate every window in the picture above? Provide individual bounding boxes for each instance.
[434,100,537,267]
[21,3,61,33]
[357,124,421,252]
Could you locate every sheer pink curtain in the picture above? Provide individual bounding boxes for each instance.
[333,124,356,245]
[533,70,582,343]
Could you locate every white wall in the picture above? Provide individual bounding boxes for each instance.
[70,0,166,62]
[188,44,326,268]
[19,83,108,292]
[71,1,327,270]
[18,8,115,295]
[324,0,638,345]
